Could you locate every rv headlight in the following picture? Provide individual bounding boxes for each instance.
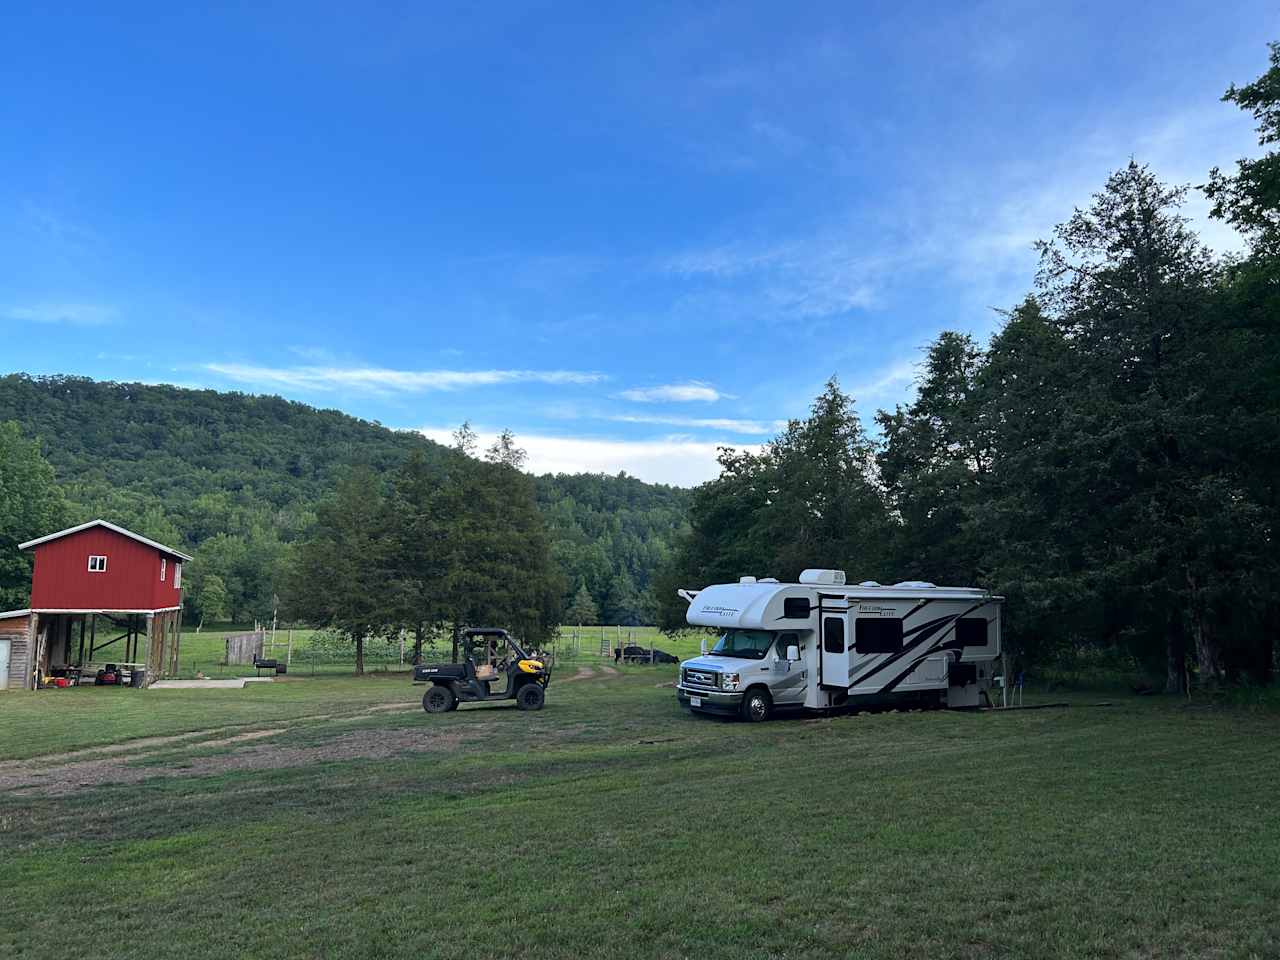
[721,672,740,690]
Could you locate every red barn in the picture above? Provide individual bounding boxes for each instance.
[3,520,191,691]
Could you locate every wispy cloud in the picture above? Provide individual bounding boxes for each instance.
[664,237,888,322]
[851,359,919,410]
[608,413,784,435]
[3,302,118,326]
[205,363,606,395]
[415,426,756,486]
[616,381,727,403]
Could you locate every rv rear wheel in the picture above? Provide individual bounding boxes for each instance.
[516,683,545,711]
[423,685,456,714]
[741,688,771,723]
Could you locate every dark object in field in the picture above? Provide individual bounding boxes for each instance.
[621,645,678,664]
[253,657,287,676]
[414,627,551,714]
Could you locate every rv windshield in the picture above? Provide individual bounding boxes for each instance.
[709,629,774,660]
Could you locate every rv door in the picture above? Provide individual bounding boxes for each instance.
[819,605,849,690]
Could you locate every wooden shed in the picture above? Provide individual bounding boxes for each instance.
[0,609,33,691]
[3,520,192,691]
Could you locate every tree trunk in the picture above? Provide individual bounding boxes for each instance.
[1186,571,1219,688]
[355,634,365,675]
[1257,601,1278,687]
[1165,612,1186,695]
[413,622,424,665]
[451,621,460,663]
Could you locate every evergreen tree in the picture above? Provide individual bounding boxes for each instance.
[287,467,393,674]
[387,450,452,662]
[876,332,986,585]
[565,583,599,625]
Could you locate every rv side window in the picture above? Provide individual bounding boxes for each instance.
[822,618,844,654]
[775,632,799,658]
[855,618,903,654]
[956,618,988,647]
[783,597,811,619]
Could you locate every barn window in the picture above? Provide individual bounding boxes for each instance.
[174,563,183,588]
[855,617,903,654]
[88,555,108,573]
[160,558,167,581]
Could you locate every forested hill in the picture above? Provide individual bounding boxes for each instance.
[0,374,690,622]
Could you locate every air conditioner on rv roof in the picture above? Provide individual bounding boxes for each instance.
[799,569,846,585]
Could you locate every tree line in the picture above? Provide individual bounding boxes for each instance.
[0,375,687,625]
[287,427,562,672]
[656,46,1280,691]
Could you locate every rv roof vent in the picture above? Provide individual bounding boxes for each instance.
[799,569,846,586]
[758,577,779,583]
[858,580,882,587]
[893,580,936,589]
[739,576,757,584]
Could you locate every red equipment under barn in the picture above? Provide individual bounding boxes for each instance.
[0,520,190,691]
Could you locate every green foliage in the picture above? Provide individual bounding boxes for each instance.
[655,379,890,631]
[0,376,686,625]
[287,467,394,673]
[194,573,229,625]
[564,583,599,625]
[654,44,1280,690]
[0,422,68,609]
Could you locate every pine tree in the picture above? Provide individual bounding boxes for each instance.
[565,583,599,625]
[287,466,392,674]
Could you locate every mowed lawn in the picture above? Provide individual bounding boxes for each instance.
[1,671,1277,960]
[168,625,702,677]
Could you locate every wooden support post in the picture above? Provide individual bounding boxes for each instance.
[170,610,181,678]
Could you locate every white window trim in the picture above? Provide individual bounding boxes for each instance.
[174,563,183,589]
[88,555,108,573]
[160,558,167,581]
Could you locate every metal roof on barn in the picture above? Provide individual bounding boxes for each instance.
[19,520,193,562]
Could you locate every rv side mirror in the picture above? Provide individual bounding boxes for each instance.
[700,638,708,655]
[785,645,800,662]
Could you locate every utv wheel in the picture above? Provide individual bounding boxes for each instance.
[741,688,771,723]
[423,685,456,714]
[516,683,545,711]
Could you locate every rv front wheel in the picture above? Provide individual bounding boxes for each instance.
[741,688,771,723]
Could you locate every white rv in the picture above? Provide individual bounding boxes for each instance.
[676,569,1002,721]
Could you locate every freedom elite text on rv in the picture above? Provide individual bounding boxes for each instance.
[676,569,1002,721]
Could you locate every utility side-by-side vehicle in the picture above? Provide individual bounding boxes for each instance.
[676,569,1003,722]
[413,627,550,713]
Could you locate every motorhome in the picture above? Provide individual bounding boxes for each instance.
[676,569,1002,721]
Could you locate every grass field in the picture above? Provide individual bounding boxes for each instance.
[171,624,704,678]
[2,669,1277,960]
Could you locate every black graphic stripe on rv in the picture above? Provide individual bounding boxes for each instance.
[877,602,990,694]
[845,609,958,687]
[834,598,933,686]
[847,601,988,689]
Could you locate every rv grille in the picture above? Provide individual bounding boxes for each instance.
[683,668,718,689]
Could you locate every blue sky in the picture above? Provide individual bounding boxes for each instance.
[2,2,1274,484]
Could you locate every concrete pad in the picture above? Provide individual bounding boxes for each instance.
[149,677,274,690]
